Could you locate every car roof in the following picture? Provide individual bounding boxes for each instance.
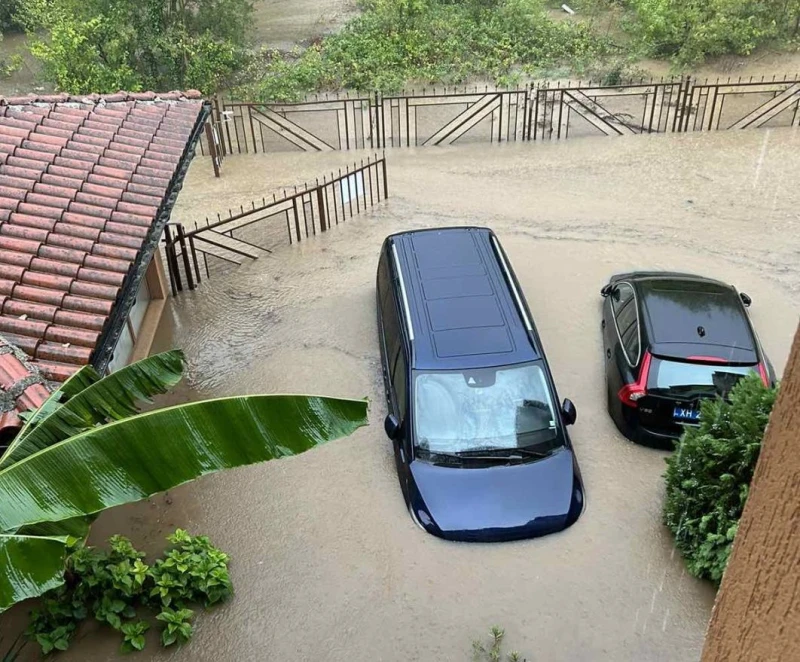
[388,227,539,371]
[630,274,757,360]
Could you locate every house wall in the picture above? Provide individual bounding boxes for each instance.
[107,249,169,371]
[701,323,800,661]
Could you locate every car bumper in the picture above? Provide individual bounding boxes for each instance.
[616,407,681,450]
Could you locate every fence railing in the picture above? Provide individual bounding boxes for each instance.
[163,156,388,293]
[198,75,800,161]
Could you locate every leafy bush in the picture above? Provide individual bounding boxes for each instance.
[26,530,233,655]
[625,0,800,65]
[0,0,23,32]
[235,0,609,101]
[663,374,778,585]
[20,0,253,94]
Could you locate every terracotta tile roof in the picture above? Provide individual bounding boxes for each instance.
[0,90,206,390]
[0,334,51,444]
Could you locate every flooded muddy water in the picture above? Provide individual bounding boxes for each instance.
[33,129,800,661]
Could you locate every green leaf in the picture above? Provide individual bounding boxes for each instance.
[0,534,69,612]
[0,351,185,469]
[0,394,368,533]
[13,515,94,540]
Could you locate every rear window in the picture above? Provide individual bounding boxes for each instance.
[648,358,757,396]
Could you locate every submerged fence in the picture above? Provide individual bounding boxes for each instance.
[163,156,388,293]
[199,75,800,161]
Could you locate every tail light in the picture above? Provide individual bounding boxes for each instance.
[757,362,770,387]
[618,351,652,407]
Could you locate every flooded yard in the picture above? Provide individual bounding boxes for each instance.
[36,129,800,660]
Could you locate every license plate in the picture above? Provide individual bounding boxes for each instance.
[673,406,700,422]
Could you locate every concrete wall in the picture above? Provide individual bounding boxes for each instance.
[702,322,800,661]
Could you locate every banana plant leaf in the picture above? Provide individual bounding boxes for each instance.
[13,516,94,540]
[0,535,69,612]
[0,394,367,611]
[0,393,367,540]
[0,351,185,470]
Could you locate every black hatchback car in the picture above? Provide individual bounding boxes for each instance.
[601,272,775,448]
[376,227,584,542]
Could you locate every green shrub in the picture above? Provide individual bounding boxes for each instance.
[663,374,778,585]
[235,0,609,101]
[20,0,253,94]
[626,0,800,65]
[26,529,233,655]
[0,0,24,32]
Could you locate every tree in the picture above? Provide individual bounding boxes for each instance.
[20,0,254,94]
[0,349,368,612]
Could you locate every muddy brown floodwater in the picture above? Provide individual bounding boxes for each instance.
[15,129,800,661]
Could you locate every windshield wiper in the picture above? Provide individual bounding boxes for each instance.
[456,447,551,459]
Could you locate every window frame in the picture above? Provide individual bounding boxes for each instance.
[611,282,642,367]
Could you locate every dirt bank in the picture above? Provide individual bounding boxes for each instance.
[30,128,797,661]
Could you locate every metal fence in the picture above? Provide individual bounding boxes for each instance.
[198,75,800,161]
[163,156,388,293]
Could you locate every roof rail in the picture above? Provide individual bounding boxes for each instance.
[491,236,532,332]
[392,243,415,341]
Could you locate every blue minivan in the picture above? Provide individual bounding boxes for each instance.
[376,227,585,542]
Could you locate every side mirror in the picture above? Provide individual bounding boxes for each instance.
[384,414,400,440]
[600,284,613,298]
[561,399,577,426]
[740,292,752,307]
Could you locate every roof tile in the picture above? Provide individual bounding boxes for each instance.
[1,90,204,426]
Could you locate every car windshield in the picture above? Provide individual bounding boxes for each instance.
[413,362,562,457]
[648,358,757,396]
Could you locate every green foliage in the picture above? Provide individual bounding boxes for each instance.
[235,0,609,101]
[26,530,231,654]
[0,0,24,32]
[663,375,778,585]
[120,621,149,653]
[20,0,254,94]
[0,348,368,614]
[625,0,800,65]
[472,626,525,662]
[156,607,194,647]
[148,529,232,609]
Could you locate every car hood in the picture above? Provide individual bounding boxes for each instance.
[408,448,583,542]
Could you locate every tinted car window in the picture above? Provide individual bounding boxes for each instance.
[382,291,401,370]
[648,359,756,396]
[377,249,391,309]
[615,297,637,336]
[612,283,634,314]
[621,321,640,362]
[393,349,408,418]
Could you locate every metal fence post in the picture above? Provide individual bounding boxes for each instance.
[205,122,220,178]
[189,236,201,285]
[292,197,302,242]
[163,225,182,294]
[176,224,195,291]
[317,187,327,232]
